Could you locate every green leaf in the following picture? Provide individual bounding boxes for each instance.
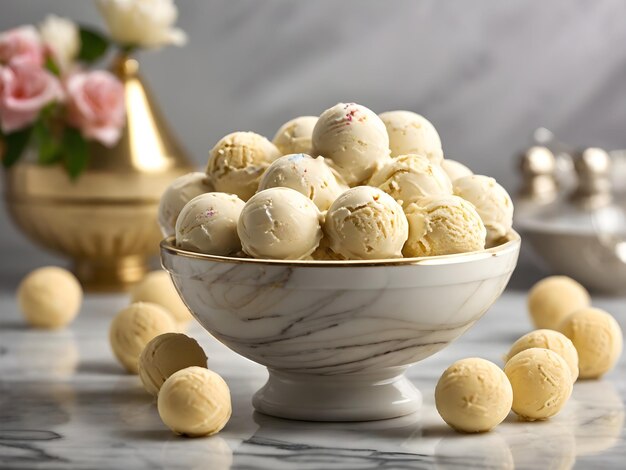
[78,27,110,63]
[44,56,61,76]
[62,127,89,180]
[2,126,33,168]
[34,120,61,165]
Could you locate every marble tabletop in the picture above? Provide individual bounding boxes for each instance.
[0,281,624,470]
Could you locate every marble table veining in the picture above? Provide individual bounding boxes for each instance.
[0,289,624,469]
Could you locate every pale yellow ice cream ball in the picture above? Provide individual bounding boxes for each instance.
[17,266,82,329]
[435,358,512,433]
[453,175,514,246]
[272,116,318,155]
[324,186,409,260]
[158,366,232,437]
[559,308,623,379]
[379,110,443,163]
[139,333,208,397]
[504,348,573,421]
[312,102,390,186]
[206,131,280,201]
[175,192,244,256]
[237,187,323,260]
[505,329,579,381]
[527,276,591,330]
[131,270,193,325]
[109,302,176,374]
[257,153,348,211]
[441,159,473,182]
[369,153,452,208]
[158,172,214,237]
[403,195,486,257]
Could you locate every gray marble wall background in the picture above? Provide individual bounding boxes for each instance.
[1,0,625,281]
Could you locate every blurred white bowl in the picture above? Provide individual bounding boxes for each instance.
[161,233,520,421]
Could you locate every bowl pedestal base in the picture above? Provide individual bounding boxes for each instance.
[252,367,422,422]
[73,255,149,292]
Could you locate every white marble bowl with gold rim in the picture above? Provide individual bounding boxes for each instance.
[161,233,520,422]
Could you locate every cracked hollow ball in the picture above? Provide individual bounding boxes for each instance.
[131,270,192,326]
[506,329,579,381]
[139,333,208,396]
[559,308,623,379]
[504,348,573,421]
[109,302,176,374]
[435,358,512,433]
[18,266,82,329]
[158,366,231,437]
[527,276,590,330]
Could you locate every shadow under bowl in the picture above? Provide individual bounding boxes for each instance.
[161,233,520,421]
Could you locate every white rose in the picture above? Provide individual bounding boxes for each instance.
[39,15,79,70]
[97,0,187,49]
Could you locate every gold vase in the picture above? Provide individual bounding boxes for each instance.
[3,54,194,291]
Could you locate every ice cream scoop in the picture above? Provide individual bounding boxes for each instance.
[506,329,579,381]
[312,103,390,186]
[527,276,590,330]
[369,153,452,208]
[258,154,348,211]
[379,110,443,163]
[441,159,473,182]
[435,358,512,433]
[158,367,231,437]
[175,192,244,256]
[272,116,318,155]
[505,348,573,421]
[17,266,82,329]
[139,333,208,397]
[109,302,176,374]
[206,131,280,200]
[453,175,514,245]
[559,307,623,379]
[131,270,193,326]
[324,186,408,260]
[237,187,322,259]
[158,172,213,237]
[403,195,486,257]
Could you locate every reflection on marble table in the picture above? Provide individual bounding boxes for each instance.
[0,291,624,469]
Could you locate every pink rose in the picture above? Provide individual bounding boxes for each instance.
[0,26,44,66]
[0,61,63,133]
[66,71,126,147]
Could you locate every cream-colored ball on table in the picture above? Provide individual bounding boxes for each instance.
[527,276,591,330]
[237,187,322,260]
[506,329,579,381]
[504,348,573,421]
[175,192,244,256]
[272,116,318,155]
[206,131,280,201]
[324,186,408,260]
[109,302,176,374]
[158,366,231,437]
[435,358,512,433]
[559,307,623,379]
[17,266,82,329]
[379,110,443,163]
[131,270,192,326]
[139,333,208,396]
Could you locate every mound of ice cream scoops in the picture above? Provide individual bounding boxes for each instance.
[159,102,515,261]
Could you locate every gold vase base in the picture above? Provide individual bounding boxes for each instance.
[73,256,149,292]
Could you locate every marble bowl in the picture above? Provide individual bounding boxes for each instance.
[161,232,520,422]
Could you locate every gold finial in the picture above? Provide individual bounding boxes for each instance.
[570,148,612,209]
[518,146,558,203]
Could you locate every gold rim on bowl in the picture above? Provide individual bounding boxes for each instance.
[160,231,521,268]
